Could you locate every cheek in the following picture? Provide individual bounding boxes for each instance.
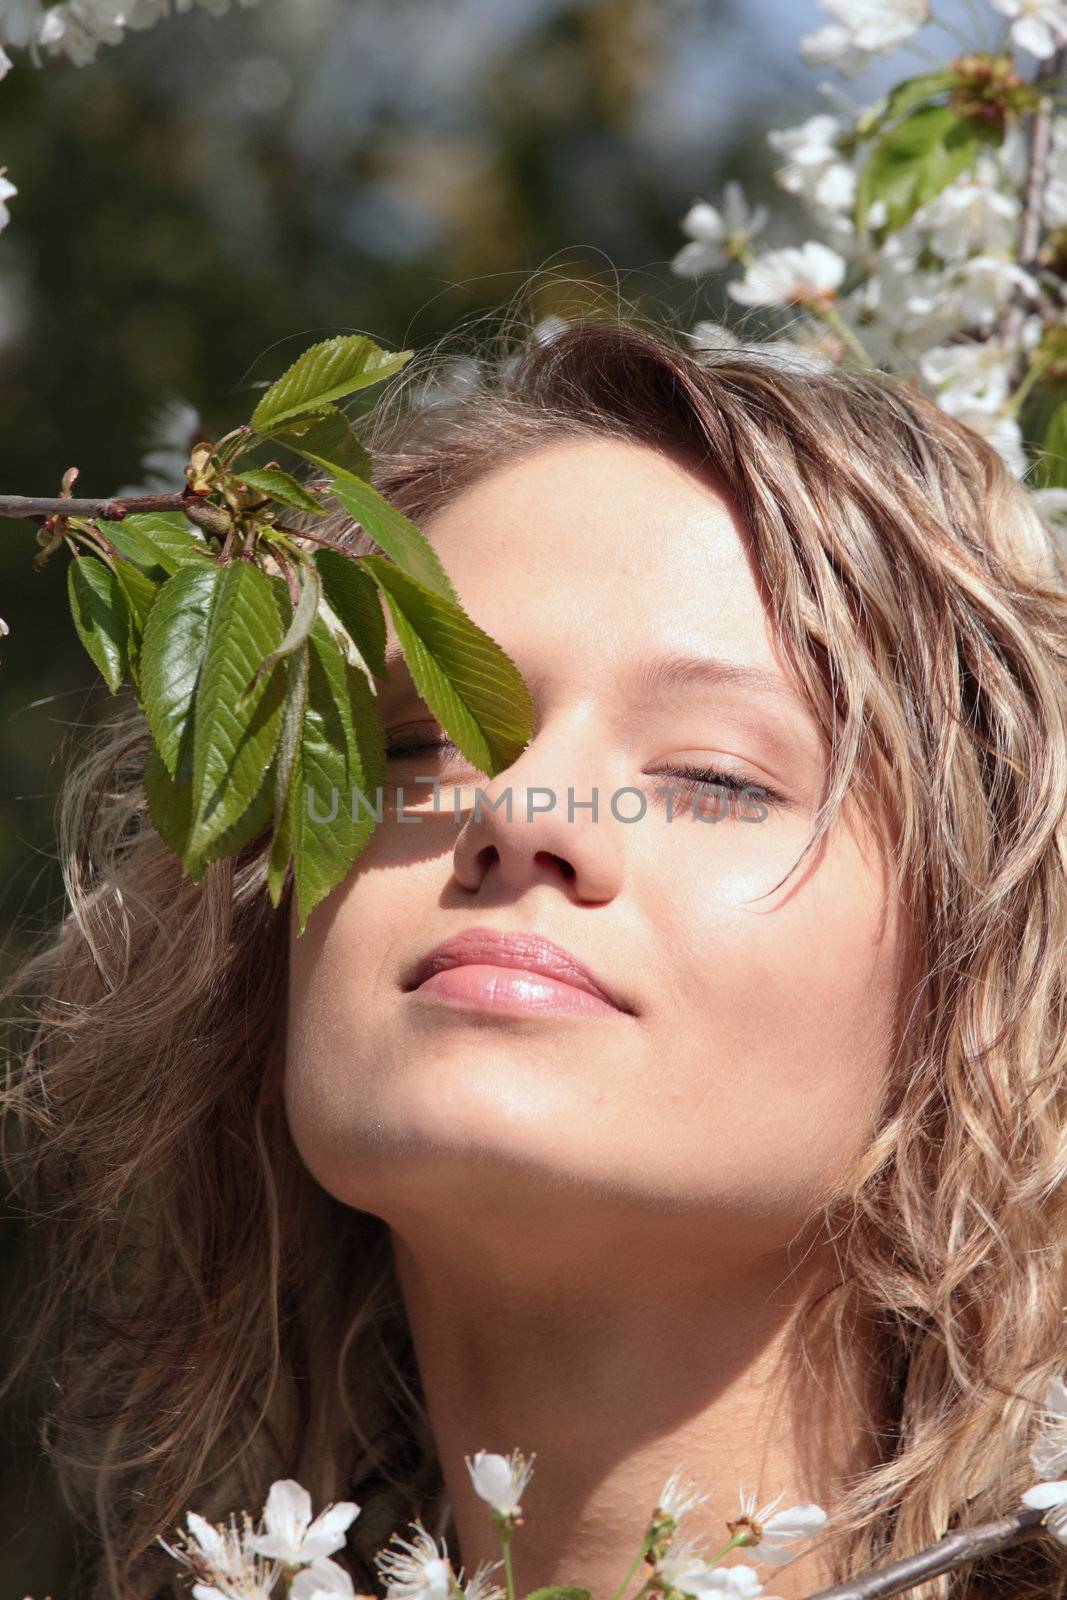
[281,844,448,1201]
[662,822,904,1171]
[282,876,378,1192]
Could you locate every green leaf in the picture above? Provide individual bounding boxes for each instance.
[113,558,160,695]
[314,546,389,679]
[267,642,308,906]
[855,70,956,138]
[289,618,387,934]
[359,554,534,778]
[267,783,292,906]
[250,334,413,432]
[127,512,214,571]
[67,555,130,694]
[144,737,274,869]
[1021,374,1067,483]
[140,564,222,780]
[1034,395,1067,489]
[143,738,188,856]
[186,561,287,871]
[522,1589,592,1600]
[96,513,212,580]
[97,521,169,583]
[238,559,321,702]
[234,466,325,516]
[263,403,372,480]
[328,471,458,603]
[855,106,1000,236]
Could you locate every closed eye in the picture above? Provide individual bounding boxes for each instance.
[383,736,783,807]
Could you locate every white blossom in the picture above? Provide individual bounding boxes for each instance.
[1030,1374,1067,1480]
[800,24,871,76]
[952,408,1029,476]
[0,41,12,74]
[800,0,929,73]
[464,1449,535,1519]
[458,1561,506,1600]
[687,320,742,352]
[0,0,44,48]
[1000,123,1031,189]
[158,1510,281,1600]
[950,256,1040,330]
[729,1486,828,1567]
[249,1479,360,1566]
[37,0,124,66]
[34,0,258,64]
[656,1464,713,1524]
[0,616,8,637]
[728,241,846,308]
[672,184,768,277]
[767,114,856,213]
[846,225,931,348]
[374,1521,455,1600]
[290,1557,356,1600]
[920,339,1019,414]
[0,172,16,232]
[1042,118,1067,227]
[653,1535,776,1599]
[990,0,1067,59]
[1029,486,1067,524]
[1020,1476,1067,1542]
[913,164,1019,262]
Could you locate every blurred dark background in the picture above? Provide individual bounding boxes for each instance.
[0,0,895,1590]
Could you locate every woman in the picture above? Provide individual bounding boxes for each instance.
[3,313,1066,1600]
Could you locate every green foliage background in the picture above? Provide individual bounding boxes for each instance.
[0,1,802,1590]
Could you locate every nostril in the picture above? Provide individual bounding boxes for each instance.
[537,851,575,880]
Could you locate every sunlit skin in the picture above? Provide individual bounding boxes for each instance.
[283,437,918,1599]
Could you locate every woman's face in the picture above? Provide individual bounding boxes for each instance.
[284,435,912,1257]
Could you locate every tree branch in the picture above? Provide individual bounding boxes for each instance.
[798,1505,1049,1599]
[0,490,193,521]
[999,43,1067,359]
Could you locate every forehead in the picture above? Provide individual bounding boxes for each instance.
[379,434,786,690]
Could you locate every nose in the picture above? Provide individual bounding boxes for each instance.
[450,711,625,902]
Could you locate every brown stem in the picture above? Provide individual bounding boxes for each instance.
[798,1505,1048,1600]
[270,521,362,555]
[0,491,192,522]
[999,44,1067,360]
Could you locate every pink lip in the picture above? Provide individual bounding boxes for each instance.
[403,927,634,1017]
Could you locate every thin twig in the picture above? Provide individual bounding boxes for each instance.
[269,521,361,554]
[0,490,192,521]
[999,42,1067,362]
[798,1505,1048,1599]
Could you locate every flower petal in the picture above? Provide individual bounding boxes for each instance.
[1021,1479,1067,1509]
[301,1501,362,1561]
[263,1477,313,1543]
[291,1555,357,1599]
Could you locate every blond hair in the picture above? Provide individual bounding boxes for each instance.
[3,306,1066,1599]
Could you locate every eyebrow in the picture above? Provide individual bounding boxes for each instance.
[379,648,803,712]
[628,651,802,708]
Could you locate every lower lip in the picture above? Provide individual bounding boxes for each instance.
[410,963,621,1018]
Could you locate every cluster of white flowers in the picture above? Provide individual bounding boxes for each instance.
[150,1452,829,1600]
[1021,1372,1067,1540]
[0,0,259,232]
[672,0,1067,506]
[645,1466,827,1599]
[0,0,257,68]
[158,1479,362,1600]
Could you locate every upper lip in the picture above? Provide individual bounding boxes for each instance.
[403,926,634,1013]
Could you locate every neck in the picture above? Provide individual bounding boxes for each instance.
[386,1212,886,1600]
